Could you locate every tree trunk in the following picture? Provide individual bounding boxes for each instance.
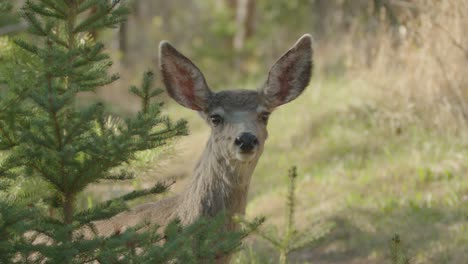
[63,194,74,225]
[119,21,128,63]
[233,0,255,51]
[232,0,255,77]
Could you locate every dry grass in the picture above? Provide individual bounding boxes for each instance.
[344,0,468,131]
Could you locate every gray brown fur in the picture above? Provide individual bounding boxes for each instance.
[90,34,313,263]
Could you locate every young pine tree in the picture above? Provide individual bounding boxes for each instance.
[240,167,332,264]
[0,0,260,262]
[390,234,411,264]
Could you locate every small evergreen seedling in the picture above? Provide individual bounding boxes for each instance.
[248,166,332,264]
[390,234,410,264]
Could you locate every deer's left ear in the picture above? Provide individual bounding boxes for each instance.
[260,34,313,109]
[159,41,212,111]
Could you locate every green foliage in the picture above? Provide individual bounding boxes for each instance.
[146,215,265,264]
[259,0,312,27]
[390,234,411,264]
[0,0,18,27]
[245,167,333,264]
[0,0,11,12]
[0,0,255,262]
[129,71,164,114]
[0,202,39,263]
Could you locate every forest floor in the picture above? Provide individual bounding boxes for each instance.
[87,76,468,264]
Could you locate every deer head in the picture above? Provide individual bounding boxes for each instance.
[159,34,313,164]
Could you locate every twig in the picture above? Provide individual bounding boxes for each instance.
[433,22,468,60]
[434,55,468,122]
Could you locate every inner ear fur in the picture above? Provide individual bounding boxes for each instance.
[260,34,313,109]
[159,41,212,111]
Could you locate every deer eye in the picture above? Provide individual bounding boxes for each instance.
[259,112,270,123]
[210,114,223,126]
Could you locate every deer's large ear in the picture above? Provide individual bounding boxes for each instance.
[260,34,313,109]
[159,41,212,111]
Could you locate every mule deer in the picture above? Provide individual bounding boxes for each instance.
[92,34,313,249]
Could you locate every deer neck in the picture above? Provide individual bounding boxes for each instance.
[176,137,261,227]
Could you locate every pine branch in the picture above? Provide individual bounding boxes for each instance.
[75,181,173,225]
[13,38,39,54]
[0,125,15,147]
[120,181,173,201]
[74,198,127,224]
[73,2,128,33]
[38,0,67,16]
[102,170,135,181]
[129,70,163,114]
[26,1,65,19]
[256,229,282,248]
[290,225,332,252]
[21,9,47,36]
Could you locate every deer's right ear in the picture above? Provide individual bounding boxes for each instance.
[159,41,212,111]
[260,34,313,109]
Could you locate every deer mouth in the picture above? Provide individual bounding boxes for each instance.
[235,150,256,162]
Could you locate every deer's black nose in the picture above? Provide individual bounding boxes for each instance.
[234,133,259,152]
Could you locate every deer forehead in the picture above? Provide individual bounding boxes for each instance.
[211,108,261,123]
[207,90,262,112]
